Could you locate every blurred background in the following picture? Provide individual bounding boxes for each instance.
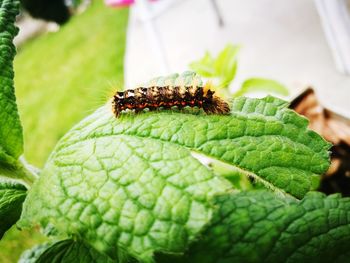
[1,0,350,261]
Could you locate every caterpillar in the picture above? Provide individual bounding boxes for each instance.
[112,83,230,117]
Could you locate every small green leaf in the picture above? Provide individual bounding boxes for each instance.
[0,179,26,239]
[0,0,23,164]
[214,44,239,88]
[19,239,116,263]
[234,78,289,97]
[20,73,330,262]
[189,52,215,77]
[179,191,350,263]
[189,45,239,89]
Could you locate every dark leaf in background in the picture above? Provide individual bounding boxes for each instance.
[0,180,26,239]
[290,88,350,196]
[20,0,70,25]
[19,239,118,263]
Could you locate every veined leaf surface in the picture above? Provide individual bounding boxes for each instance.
[20,73,330,262]
[0,0,23,165]
[178,191,350,263]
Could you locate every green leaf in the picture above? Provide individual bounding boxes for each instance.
[189,45,239,89]
[189,52,216,77]
[19,242,52,263]
[213,44,239,88]
[0,179,26,239]
[20,73,330,262]
[176,191,350,263]
[234,78,289,97]
[19,239,116,263]
[208,160,252,190]
[0,0,23,164]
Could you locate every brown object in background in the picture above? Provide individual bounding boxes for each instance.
[290,88,350,196]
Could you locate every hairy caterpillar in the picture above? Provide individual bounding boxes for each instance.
[112,83,230,117]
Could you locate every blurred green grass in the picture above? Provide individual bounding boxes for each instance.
[0,1,128,262]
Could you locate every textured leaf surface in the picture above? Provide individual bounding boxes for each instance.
[20,73,330,262]
[0,0,23,164]
[19,239,116,263]
[0,179,26,239]
[173,191,350,263]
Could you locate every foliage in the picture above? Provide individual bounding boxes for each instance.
[189,45,238,89]
[15,0,128,167]
[233,78,289,97]
[164,191,350,263]
[0,0,128,262]
[0,181,26,238]
[19,240,115,263]
[189,44,289,98]
[0,0,32,239]
[0,0,23,166]
[1,1,349,263]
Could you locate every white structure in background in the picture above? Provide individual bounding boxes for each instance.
[315,0,350,75]
[131,0,224,76]
[124,0,350,117]
[132,0,176,75]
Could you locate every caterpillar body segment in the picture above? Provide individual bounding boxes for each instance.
[112,83,230,117]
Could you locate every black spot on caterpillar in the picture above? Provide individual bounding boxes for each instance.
[112,83,230,117]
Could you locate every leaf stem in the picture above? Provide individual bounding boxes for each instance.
[17,156,40,187]
[0,156,40,188]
